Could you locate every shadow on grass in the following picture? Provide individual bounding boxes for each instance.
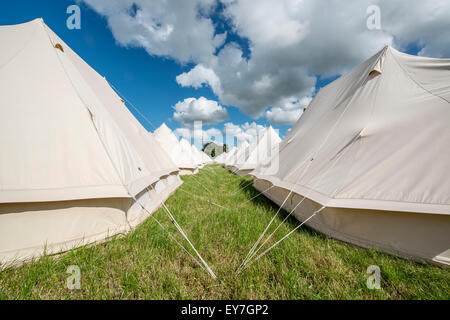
[236,177,323,239]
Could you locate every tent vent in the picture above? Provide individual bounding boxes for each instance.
[369,56,384,77]
[54,43,64,53]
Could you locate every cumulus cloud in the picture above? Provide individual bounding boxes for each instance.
[83,0,450,122]
[80,0,222,63]
[177,43,317,118]
[223,122,265,143]
[172,97,229,127]
[266,96,313,126]
[266,108,303,126]
[380,1,450,57]
[176,64,221,94]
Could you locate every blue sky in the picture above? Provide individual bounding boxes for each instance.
[1,0,447,148]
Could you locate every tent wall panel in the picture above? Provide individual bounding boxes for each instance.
[252,46,450,266]
[253,179,450,265]
[0,174,182,268]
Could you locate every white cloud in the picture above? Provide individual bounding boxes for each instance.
[80,0,221,63]
[266,96,313,126]
[222,0,309,48]
[223,122,265,143]
[174,121,276,148]
[172,97,229,127]
[241,122,266,138]
[380,1,450,57]
[173,127,191,141]
[265,108,303,126]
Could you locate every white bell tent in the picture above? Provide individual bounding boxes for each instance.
[178,138,199,173]
[0,19,184,267]
[225,141,249,171]
[153,123,198,175]
[251,46,450,266]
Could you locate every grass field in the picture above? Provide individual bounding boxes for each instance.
[0,164,448,300]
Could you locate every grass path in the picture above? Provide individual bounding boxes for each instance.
[0,165,448,299]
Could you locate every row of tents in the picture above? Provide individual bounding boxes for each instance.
[153,123,211,175]
[0,19,210,267]
[215,126,281,176]
[1,19,448,268]
[216,45,450,266]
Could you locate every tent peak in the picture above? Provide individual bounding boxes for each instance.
[155,122,172,134]
[267,126,277,133]
[2,18,44,28]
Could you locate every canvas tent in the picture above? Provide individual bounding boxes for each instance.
[153,123,198,175]
[0,19,182,267]
[214,151,228,164]
[226,141,249,171]
[230,127,281,176]
[191,145,205,167]
[223,147,238,166]
[198,149,211,164]
[220,147,236,165]
[179,138,200,171]
[252,46,450,265]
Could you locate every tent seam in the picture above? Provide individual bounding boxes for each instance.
[390,50,450,105]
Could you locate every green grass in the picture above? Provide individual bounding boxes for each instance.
[0,164,448,299]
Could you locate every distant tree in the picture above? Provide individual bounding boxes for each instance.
[203,142,216,156]
[202,142,212,152]
[203,141,227,157]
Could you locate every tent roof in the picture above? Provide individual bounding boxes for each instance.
[239,127,281,171]
[0,19,177,203]
[179,138,199,167]
[153,124,197,169]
